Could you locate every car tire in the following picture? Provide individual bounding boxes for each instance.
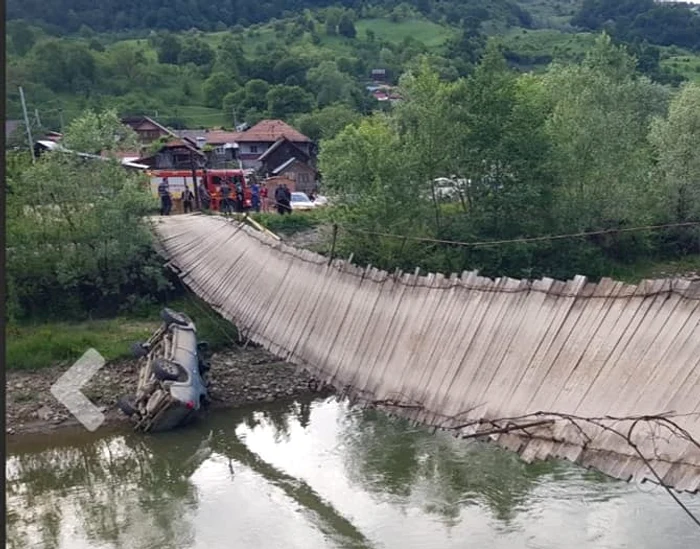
[130,342,149,358]
[152,358,187,382]
[118,395,139,417]
[160,308,190,327]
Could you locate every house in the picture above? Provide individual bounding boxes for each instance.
[371,68,388,83]
[265,157,318,195]
[134,138,206,170]
[233,120,314,170]
[121,116,176,144]
[257,136,311,172]
[201,130,241,168]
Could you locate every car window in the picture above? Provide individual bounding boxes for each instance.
[291,193,309,202]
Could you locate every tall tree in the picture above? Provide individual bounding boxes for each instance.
[649,83,700,225]
[543,34,669,231]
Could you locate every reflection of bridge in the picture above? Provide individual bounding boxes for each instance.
[153,214,700,493]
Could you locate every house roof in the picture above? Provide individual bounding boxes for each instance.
[175,129,210,142]
[121,116,177,138]
[258,136,310,163]
[271,157,298,175]
[235,120,311,143]
[271,157,317,176]
[204,130,242,145]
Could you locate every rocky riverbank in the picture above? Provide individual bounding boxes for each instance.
[6,346,331,437]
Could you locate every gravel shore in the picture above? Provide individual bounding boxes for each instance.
[6,346,331,437]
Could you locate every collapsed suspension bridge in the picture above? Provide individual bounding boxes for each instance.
[153,214,700,494]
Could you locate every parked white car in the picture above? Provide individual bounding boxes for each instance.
[312,195,329,206]
[290,192,316,211]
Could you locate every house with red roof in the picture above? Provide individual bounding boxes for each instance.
[231,119,314,170]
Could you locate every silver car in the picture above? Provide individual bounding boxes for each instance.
[118,308,210,432]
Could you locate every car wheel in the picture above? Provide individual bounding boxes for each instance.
[198,359,211,376]
[117,395,139,417]
[152,358,187,382]
[130,342,149,358]
[160,308,190,327]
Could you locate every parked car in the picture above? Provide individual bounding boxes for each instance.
[290,192,316,211]
[312,195,329,206]
[118,308,211,432]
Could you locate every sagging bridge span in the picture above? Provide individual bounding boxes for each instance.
[152,214,700,493]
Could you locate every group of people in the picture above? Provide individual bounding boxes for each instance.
[274,184,292,215]
[159,176,292,216]
[158,178,195,216]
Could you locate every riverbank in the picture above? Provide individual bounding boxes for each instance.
[6,345,331,437]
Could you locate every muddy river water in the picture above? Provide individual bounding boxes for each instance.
[6,396,700,549]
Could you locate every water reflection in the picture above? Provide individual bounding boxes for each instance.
[338,408,618,525]
[6,396,700,549]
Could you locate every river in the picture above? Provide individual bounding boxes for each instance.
[6,396,700,549]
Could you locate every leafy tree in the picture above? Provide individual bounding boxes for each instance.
[266,85,314,119]
[543,34,668,232]
[203,72,238,108]
[155,32,182,64]
[338,14,357,38]
[106,43,148,85]
[306,61,356,107]
[6,110,169,320]
[178,37,214,66]
[649,83,700,226]
[273,57,311,86]
[324,7,342,35]
[294,103,361,142]
[30,39,97,93]
[6,20,39,56]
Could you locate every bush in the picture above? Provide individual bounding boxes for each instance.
[6,111,172,322]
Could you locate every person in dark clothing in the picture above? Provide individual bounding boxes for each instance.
[235,180,244,212]
[282,184,292,214]
[182,186,195,213]
[251,182,261,213]
[220,180,232,214]
[274,185,286,215]
[199,182,211,210]
[158,178,172,216]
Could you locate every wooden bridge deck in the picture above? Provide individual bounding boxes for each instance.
[153,214,700,492]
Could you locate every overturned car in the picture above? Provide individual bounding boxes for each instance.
[118,308,211,432]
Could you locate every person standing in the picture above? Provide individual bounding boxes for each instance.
[220,179,232,215]
[251,181,261,213]
[182,186,194,213]
[235,179,244,212]
[199,181,211,210]
[282,184,292,214]
[260,184,269,212]
[158,178,172,216]
[274,184,286,215]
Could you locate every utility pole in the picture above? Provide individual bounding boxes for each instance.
[189,149,201,210]
[34,108,42,129]
[19,87,35,163]
[59,109,65,133]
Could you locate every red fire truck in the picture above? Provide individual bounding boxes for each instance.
[148,168,253,211]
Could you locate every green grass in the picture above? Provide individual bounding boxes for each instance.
[355,18,456,48]
[170,105,229,128]
[499,28,598,65]
[661,54,700,83]
[6,295,239,371]
[250,208,327,235]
